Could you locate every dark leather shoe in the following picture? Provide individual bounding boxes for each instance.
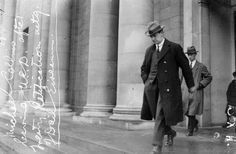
[194,124,198,132]
[166,131,176,146]
[194,120,199,132]
[186,131,193,136]
[222,123,230,128]
[150,145,162,154]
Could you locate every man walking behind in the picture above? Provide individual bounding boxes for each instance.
[182,46,212,136]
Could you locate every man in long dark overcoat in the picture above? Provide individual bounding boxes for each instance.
[140,21,195,154]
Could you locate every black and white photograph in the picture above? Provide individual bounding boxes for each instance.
[0,0,236,153]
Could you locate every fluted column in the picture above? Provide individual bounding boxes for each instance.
[44,0,72,113]
[182,0,211,127]
[110,0,154,121]
[69,0,90,115]
[40,0,52,88]
[15,0,52,115]
[0,0,16,109]
[198,0,211,127]
[0,0,4,24]
[183,0,193,51]
[182,0,195,127]
[80,0,119,117]
[30,0,53,112]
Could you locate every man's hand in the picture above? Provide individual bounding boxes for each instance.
[197,83,204,90]
[188,86,196,93]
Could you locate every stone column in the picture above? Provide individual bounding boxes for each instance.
[198,0,211,127]
[17,0,52,115]
[31,0,52,110]
[0,0,16,109]
[182,0,195,127]
[12,0,51,101]
[182,0,211,127]
[44,0,72,114]
[110,0,154,121]
[183,0,193,50]
[69,0,91,115]
[40,0,52,87]
[0,0,4,24]
[80,0,119,117]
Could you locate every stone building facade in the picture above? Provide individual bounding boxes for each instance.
[0,0,235,127]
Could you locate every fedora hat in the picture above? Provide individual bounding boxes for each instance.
[186,46,198,55]
[145,21,165,36]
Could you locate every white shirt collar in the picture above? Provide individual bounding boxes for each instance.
[156,38,165,51]
[190,60,196,68]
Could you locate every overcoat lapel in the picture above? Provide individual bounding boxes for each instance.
[150,44,156,56]
[192,61,200,76]
[157,39,170,64]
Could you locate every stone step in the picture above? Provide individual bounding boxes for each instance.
[1,105,75,118]
[73,116,154,130]
[0,115,133,154]
[59,127,133,154]
[0,135,19,154]
[58,119,135,154]
[34,107,75,117]
[0,120,63,154]
[0,131,43,154]
[0,118,92,154]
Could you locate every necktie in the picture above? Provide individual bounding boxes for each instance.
[190,61,193,69]
[156,45,159,53]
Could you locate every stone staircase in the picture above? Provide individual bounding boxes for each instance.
[1,113,230,154]
[0,115,135,154]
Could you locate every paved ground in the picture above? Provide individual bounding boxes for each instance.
[61,119,236,154]
[1,116,236,154]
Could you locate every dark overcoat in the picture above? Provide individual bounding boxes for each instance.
[140,39,194,126]
[182,61,212,115]
[226,79,236,107]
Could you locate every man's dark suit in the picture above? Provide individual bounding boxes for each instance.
[140,39,194,146]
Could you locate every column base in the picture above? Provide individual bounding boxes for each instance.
[34,102,74,117]
[80,104,114,117]
[73,116,154,130]
[1,100,75,117]
[109,106,141,122]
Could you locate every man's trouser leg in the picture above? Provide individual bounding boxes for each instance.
[152,107,165,146]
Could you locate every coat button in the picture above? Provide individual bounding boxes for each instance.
[164,70,167,73]
[164,61,167,64]
[166,89,170,92]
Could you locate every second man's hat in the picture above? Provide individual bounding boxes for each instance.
[186,46,198,55]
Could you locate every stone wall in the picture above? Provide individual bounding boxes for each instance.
[155,0,183,45]
[210,1,233,124]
